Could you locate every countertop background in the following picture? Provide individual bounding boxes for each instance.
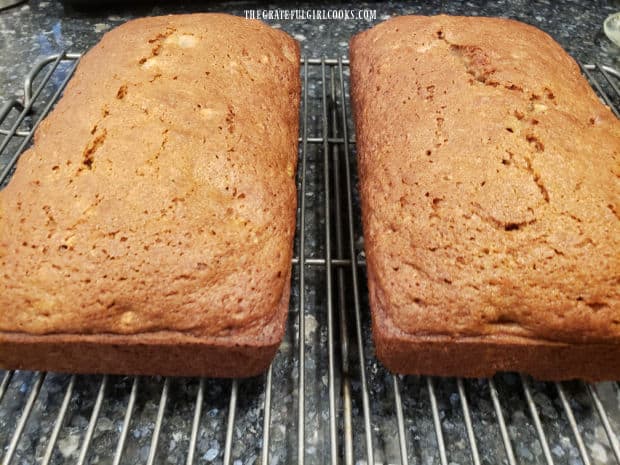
[0,0,619,100]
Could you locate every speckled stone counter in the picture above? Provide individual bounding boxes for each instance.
[0,0,619,99]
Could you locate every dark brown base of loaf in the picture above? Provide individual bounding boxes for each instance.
[0,333,277,378]
[0,281,290,378]
[368,272,620,382]
[374,328,620,382]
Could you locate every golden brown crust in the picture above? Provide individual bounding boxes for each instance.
[368,261,620,382]
[351,15,620,379]
[0,14,300,376]
[0,268,291,377]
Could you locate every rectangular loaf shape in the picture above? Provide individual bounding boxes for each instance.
[350,15,620,381]
[0,14,300,377]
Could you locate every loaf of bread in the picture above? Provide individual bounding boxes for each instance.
[0,14,300,377]
[350,15,620,381]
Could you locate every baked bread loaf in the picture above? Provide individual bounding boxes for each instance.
[350,15,620,381]
[0,14,300,377]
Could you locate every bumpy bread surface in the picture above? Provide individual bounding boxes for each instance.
[351,16,620,352]
[0,14,300,374]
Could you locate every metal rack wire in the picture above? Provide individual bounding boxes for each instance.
[1,53,620,465]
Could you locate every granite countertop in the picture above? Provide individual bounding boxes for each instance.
[0,0,619,100]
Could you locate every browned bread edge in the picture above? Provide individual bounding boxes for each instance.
[0,271,290,378]
[368,263,620,382]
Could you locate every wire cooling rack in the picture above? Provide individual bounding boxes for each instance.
[1,53,620,465]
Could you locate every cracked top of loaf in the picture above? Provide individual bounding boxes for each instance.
[0,14,300,339]
[351,15,620,343]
